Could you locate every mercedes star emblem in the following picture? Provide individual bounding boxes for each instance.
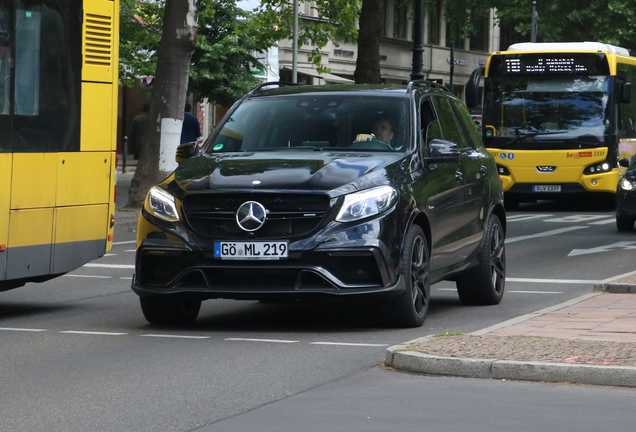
[236,201,267,231]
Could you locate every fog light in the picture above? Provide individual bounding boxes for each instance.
[592,179,597,185]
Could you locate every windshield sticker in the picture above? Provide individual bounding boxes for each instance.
[508,153,515,160]
[213,144,224,151]
[500,153,507,159]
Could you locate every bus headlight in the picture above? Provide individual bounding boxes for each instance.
[145,187,180,222]
[584,162,613,175]
[336,186,398,222]
[621,179,634,191]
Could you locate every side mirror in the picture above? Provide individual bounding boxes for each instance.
[619,158,631,168]
[176,142,197,164]
[465,67,484,109]
[621,83,632,104]
[426,139,460,164]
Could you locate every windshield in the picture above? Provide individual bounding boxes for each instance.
[205,95,410,153]
[483,76,613,149]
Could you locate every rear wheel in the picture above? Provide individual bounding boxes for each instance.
[140,297,201,325]
[616,215,634,232]
[456,214,506,305]
[379,225,430,328]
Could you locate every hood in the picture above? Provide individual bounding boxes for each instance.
[174,152,402,193]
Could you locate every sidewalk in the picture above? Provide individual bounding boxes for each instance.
[386,271,636,387]
[114,159,140,234]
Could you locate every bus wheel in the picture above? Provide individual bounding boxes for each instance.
[140,297,201,325]
[456,214,506,305]
[616,215,635,232]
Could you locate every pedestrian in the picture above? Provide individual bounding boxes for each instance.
[129,103,149,160]
[181,102,202,144]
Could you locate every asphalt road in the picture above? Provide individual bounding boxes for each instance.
[1,197,635,431]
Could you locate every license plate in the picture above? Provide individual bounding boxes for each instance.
[214,241,288,260]
[533,185,561,192]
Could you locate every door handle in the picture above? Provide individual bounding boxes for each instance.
[455,171,463,181]
[480,165,487,174]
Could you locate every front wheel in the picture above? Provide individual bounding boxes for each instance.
[140,297,201,325]
[456,214,506,305]
[616,215,634,232]
[378,225,430,328]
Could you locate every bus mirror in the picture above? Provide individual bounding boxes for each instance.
[621,83,632,104]
[619,158,631,168]
[176,142,197,164]
[465,68,484,108]
[618,70,628,81]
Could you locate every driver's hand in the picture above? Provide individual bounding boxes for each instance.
[354,133,375,143]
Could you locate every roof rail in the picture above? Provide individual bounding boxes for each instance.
[406,80,451,94]
[247,81,302,96]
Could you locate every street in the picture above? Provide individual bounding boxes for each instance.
[0,198,635,431]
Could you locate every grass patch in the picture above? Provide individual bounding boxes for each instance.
[433,329,464,337]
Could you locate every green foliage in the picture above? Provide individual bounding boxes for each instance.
[252,0,360,73]
[119,0,277,105]
[488,0,636,49]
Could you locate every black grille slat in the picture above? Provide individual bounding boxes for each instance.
[183,193,330,239]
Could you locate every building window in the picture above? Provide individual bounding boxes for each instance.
[469,12,489,52]
[427,1,440,45]
[380,0,387,37]
[393,1,408,40]
[445,20,464,48]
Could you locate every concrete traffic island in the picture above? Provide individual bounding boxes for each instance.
[386,272,636,388]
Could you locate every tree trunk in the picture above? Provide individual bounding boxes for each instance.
[125,0,200,209]
[354,0,383,84]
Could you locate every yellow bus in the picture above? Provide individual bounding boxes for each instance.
[0,0,118,291]
[466,42,636,207]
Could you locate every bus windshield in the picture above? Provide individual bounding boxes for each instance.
[483,76,613,149]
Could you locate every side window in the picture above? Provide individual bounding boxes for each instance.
[450,99,485,149]
[420,97,443,144]
[432,96,466,148]
[0,0,82,153]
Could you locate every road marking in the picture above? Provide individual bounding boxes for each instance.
[60,331,127,336]
[141,334,210,339]
[506,226,589,243]
[545,215,610,223]
[507,214,554,222]
[125,250,136,252]
[588,218,617,225]
[310,342,389,347]
[506,277,598,284]
[0,327,47,332]
[83,263,135,269]
[113,240,137,245]
[64,274,112,279]
[225,338,299,344]
[507,290,563,294]
[120,277,133,280]
[568,241,636,257]
[104,253,117,256]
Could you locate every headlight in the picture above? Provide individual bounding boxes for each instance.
[144,187,180,222]
[336,186,398,222]
[621,179,634,191]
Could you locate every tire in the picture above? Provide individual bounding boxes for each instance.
[616,215,635,232]
[456,214,506,305]
[504,196,519,211]
[140,297,201,325]
[379,225,430,328]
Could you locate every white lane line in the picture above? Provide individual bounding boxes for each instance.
[507,214,554,222]
[120,277,133,280]
[141,334,210,339]
[125,250,136,252]
[506,277,597,284]
[224,338,299,344]
[64,274,112,279]
[113,240,137,245]
[60,331,127,336]
[506,226,589,243]
[310,342,389,347]
[104,253,117,257]
[0,327,47,332]
[83,264,135,269]
[588,218,617,225]
[507,290,563,294]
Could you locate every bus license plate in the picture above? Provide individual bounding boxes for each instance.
[533,185,561,192]
[214,241,288,260]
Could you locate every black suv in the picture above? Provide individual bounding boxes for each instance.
[133,82,506,327]
[617,155,636,231]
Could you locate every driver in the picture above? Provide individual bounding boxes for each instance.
[354,115,396,148]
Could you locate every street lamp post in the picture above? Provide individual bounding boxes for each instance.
[411,0,424,81]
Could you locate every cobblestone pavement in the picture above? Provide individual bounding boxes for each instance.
[408,334,636,367]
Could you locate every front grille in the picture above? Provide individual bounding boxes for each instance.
[183,193,331,239]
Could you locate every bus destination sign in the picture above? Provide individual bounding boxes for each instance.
[489,53,610,76]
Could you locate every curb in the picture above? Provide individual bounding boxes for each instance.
[385,348,636,387]
[594,270,636,293]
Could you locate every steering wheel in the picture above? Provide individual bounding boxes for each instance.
[349,138,393,151]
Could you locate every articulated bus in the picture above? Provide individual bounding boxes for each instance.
[466,42,636,207]
[0,0,119,291]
